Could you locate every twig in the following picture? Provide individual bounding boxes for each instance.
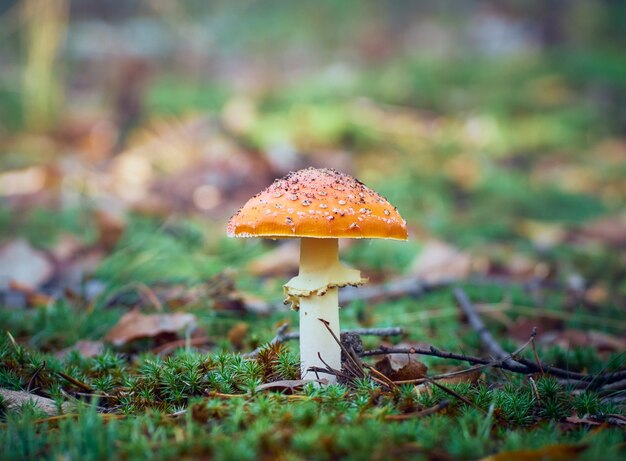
[529,377,542,403]
[530,328,544,375]
[361,345,492,365]
[384,400,450,421]
[454,288,527,372]
[341,327,405,337]
[27,361,46,392]
[516,358,626,385]
[243,323,291,358]
[339,275,562,306]
[243,324,405,359]
[57,371,92,392]
[363,363,397,390]
[455,289,626,385]
[427,378,484,412]
[136,282,164,312]
[318,319,364,375]
[359,346,626,386]
[596,379,626,395]
[393,331,538,386]
[339,277,444,304]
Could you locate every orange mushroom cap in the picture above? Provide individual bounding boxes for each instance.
[227,167,408,240]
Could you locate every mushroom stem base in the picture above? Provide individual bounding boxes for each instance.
[299,287,340,383]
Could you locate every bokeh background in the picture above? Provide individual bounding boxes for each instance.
[0,0,625,343]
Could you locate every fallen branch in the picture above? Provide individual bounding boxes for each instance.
[454,287,527,372]
[339,275,563,306]
[339,277,445,304]
[359,345,626,386]
[244,324,405,358]
[359,290,625,387]
[454,287,626,386]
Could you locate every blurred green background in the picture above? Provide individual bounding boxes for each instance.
[0,0,625,338]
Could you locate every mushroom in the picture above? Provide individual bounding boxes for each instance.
[227,168,407,383]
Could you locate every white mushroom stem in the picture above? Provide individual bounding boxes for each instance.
[283,238,365,384]
[300,288,340,382]
[298,238,341,383]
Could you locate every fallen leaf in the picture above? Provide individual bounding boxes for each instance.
[387,341,431,369]
[214,290,271,314]
[56,248,105,290]
[437,368,482,386]
[49,233,84,261]
[105,310,196,346]
[0,166,49,196]
[0,239,53,290]
[152,335,213,356]
[0,388,74,416]
[393,361,429,381]
[57,340,105,358]
[540,329,626,353]
[374,355,398,377]
[479,443,587,461]
[8,280,53,306]
[571,214,626,247]
[227,322,249,350]
[94,208,125,251]
[374,355,428,382]
[409,240,471,283]
[509,317,563,343]
[247,241,300,277]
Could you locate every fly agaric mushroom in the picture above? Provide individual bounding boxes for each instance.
[227,168,407,383]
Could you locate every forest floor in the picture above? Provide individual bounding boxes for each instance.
[1,51,626,460]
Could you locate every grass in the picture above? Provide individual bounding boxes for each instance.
[0,333,623,461]
[1,18,626,459]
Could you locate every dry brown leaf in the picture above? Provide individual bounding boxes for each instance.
[0,166,50,197]
[0,388,74,416]
[50,234,84,261]
[509,317,564,343]
[8,280,53,307]
[393,361,429,381]
[56,248,105,290]
[227,322,249,350]
[247,241,300,277]
[374,355,428,382]
[438,368,482,386]
[105,309,196,346]
[541,329,626,353]
[479,444,587,461]
[572,215,626,247]
[409,240,471,283]
[57,340,105,358]
[214,291,271,314]
[0,239,53,290]
[94,208,125,251]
